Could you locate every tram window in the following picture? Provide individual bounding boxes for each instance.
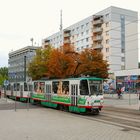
[34,82,38,92]
[24,83,28,91]
[90,83,102,95]
[52,81,59,94]
[34,82,45,93]
[62,81,69,95]
[29,85,33,92]
[80,80,89,95]
[14,83,20,91]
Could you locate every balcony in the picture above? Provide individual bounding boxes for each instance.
[64,30,71,38]
[64,39,71,44]
[93,27,103,33]
[63,33,71,38]
[93,36,103,41]
[93,44,103,49]
[44,39,50,43]
[93,19,103,25]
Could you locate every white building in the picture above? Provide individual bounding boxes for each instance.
[8,46,40,82]
[43,6,138,74]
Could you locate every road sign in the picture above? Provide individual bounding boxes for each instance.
[4,80,9,86]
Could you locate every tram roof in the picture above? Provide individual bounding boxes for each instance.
[38,77,103,81]
[67,77,103,81]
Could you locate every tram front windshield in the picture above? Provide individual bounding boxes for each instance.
[80,80,102,95]
[89,80,102,95]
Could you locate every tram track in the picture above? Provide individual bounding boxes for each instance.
[69,107,140,132]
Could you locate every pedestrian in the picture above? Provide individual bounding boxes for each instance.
[117,88,122,99]
[0,90,1,98]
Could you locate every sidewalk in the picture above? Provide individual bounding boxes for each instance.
[0,94,15,104]
[104,93,140,110]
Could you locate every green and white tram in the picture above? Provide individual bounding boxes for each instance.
[6,82,30,102]
[30,77,104,114]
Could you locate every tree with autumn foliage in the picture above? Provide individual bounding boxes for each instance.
[47,45,108,79]
[28,44,109,80]
[76,48,109,78]
[28,45,52,80]
[46,44,77,78]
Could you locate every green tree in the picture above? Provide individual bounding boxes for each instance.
[0,67,8,85]
[28,45,52,80]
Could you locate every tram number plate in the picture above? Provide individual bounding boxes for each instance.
[92,106,99,108]
[93,103,100,106]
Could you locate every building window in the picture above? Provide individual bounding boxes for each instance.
[121,57,125,62]
[81,25,84,29]
[86,38,89,42]
[121,48,125,53]
[106,31,109,36]
[121,65,125,70]
[71,43,74,46]
[106,48,109,52]
[106,39,109,44]
[86,30,89,35]
[86,45,89,48]
[76,41,79,45]
[106,22,109,27]
[76,27,79,31]
[105,13,109,18]
[86,23,89,27]
[106,56,109,61]
[81,39,84,43]
[76,34,79,38]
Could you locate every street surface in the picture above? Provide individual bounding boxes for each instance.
[0,94,140,140]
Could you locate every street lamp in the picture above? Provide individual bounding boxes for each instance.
[24,56,26,82]
[15,72,17,112]
[30,38,34,46]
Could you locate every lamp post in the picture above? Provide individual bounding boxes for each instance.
[24,56,26,82]
[30,38,34,46]
[15,72,17,112]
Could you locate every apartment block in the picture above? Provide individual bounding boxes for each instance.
[43,6,138,73]
[8,46,40,82]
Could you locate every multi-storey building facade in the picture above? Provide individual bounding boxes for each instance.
[8,46,40,82]
[43,6,138,73]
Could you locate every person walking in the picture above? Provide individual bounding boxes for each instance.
[0,90,1,98]
[117,88,122,99]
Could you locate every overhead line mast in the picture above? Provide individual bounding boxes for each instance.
[60,10,63,46]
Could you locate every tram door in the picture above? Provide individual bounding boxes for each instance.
[71,84,78,106]
[20,85,23,97]
[11,85,13,96]
[46,84,51,101]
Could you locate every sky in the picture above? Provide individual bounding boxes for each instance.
[0,0,140,67]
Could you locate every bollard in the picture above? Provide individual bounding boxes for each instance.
[139,93,140,111]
